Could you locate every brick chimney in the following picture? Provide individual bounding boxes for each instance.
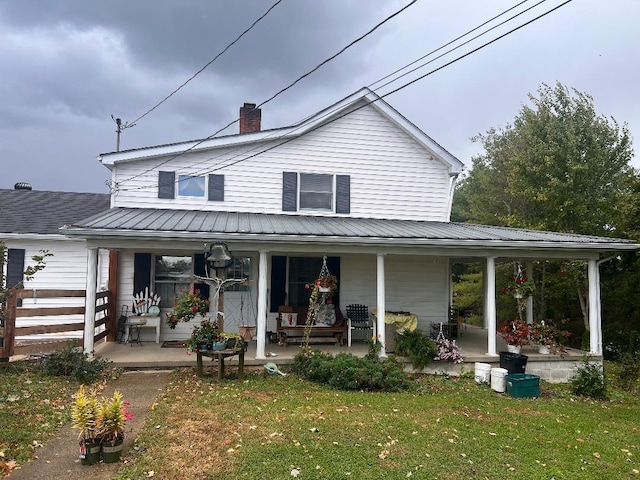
[239,102,261,134]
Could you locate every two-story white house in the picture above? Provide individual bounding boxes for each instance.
[62,87,638,363]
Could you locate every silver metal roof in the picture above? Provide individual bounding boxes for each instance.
[61,208,638,253]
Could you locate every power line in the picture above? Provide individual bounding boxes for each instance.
[114,0,419,189]
[128,0,284,127]
[372,0,547,93]
[120,0,572,192]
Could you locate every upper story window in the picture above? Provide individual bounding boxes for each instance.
[158,171,224,201]
[299,173,333,210]
[282,172,350,214]
[178,175,205,197]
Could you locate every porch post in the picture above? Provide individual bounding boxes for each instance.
[84,247,99,355]
[485,256,497,356]
[255,250,268,360]
[526,261,534,325]
[587,259,601,355]
[376,254,386,357]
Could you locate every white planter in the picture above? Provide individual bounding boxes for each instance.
[538,345,550,354]
[507,344,521,354]
[318,286,331,293]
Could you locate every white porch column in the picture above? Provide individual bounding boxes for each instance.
[84,247,99,355]
[255,250,268,360]
[587,259,601,355]
[376,254,386,357]
[526,261,534,325]
[485,256,497,356]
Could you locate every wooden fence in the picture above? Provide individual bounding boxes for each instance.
[0,288,114,359]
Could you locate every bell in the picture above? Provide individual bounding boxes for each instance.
[206,243,232,268]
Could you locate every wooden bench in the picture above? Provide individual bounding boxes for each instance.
[277,305,347,346]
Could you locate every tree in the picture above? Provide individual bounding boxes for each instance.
[454,82,635,236]
[453,82,637,336]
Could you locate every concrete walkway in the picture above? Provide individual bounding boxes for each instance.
[9,370,171,480]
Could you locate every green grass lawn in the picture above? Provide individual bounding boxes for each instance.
[2,362,639,479]
[116,368,640,480]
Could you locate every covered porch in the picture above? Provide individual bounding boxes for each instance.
[61,208,639,379]
[94,324,588,383]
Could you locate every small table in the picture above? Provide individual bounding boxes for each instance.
[125,315,161,343]
[196,348,245,381]
[124,318,146,346]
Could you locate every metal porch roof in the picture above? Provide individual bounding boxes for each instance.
[61,208,638,253]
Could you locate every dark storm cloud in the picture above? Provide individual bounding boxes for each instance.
[0,1,638,193]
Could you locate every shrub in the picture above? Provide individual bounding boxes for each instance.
[41,345,114,384]
[617,352,640,392]
[570,358,607,399]
[292,349,411,392]
[395,329,436,370]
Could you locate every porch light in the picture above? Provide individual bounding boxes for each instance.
[205,242,233,269]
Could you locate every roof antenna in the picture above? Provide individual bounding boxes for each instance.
[111,115,136,152]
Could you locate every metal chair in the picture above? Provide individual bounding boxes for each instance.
[346,304,375,347]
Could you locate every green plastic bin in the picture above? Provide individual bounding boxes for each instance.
[506,373,540,398]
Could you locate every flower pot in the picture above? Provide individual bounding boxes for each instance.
[538,345,550,354]
[101,438,124,463]
[79,439,101,465]
[318,286,331,293]
[507,344,521,354]
[213,341,226,351]
[239,326,255,342]
[225,338,237,350]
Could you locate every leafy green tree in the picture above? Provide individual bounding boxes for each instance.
[454,82,635,235]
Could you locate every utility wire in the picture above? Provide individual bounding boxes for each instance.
[128,0,284,126]
[115,0,419,188]
[120,0,571,192]
[368,0,531,90]
[372,0,547,93]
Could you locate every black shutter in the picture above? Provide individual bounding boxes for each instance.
[270,255,286,312]
[193,253,210,300]
[327,256,341,307]
[208,174,224,201]
[6,249,25,289]
[282,172,298,212]
[7,249,25,307]
[336,175,350,214]
[158,171,175,199]
[133,253,152,295]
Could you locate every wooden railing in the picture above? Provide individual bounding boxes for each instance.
[0,288,113,359]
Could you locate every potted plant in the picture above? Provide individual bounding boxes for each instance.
[219,332,244,351]
[186,319,220,353]
[530,319,572,354]
[501,274,535,299]
[165,289,210,329]
[71,386,101,465]
[95,390,133,463]
[497,319,531,353]
[310,275,338,294]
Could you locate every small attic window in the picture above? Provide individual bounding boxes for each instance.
[178,175,205,197]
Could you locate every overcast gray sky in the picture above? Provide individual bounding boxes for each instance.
[1,1,638,193]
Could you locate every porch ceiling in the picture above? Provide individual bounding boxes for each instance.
[60,207,638,256]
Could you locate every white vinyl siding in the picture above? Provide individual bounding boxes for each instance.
[110,104,452,222]
[3,238,109,338]
[338,253,448,331]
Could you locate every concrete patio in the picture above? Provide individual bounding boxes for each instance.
[94,325,590,382]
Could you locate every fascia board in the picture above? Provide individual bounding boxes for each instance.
[61,226,638,254]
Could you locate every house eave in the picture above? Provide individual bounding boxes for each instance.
[61,226,637,257]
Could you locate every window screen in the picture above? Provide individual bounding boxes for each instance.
[299,173,333,210]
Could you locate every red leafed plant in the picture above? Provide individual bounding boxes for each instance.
[497,319,531,347]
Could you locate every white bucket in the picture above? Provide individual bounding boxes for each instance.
[491,367,509,392]
[474,362,491,384]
